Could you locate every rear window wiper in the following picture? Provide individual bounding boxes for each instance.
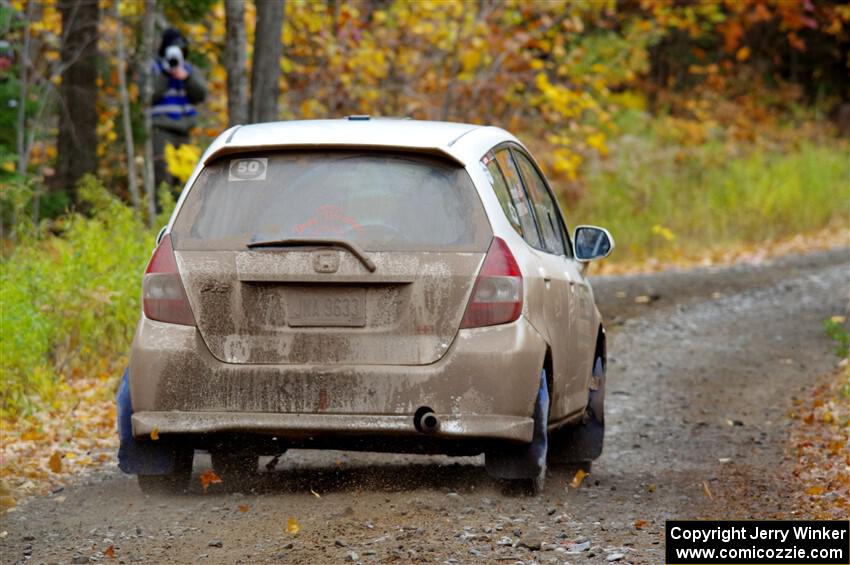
[246,236,377,273]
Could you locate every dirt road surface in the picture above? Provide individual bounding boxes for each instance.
[2,248,848,565]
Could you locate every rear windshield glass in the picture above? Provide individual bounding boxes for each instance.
[171,151,492,252]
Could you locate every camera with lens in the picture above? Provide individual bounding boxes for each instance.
[163,44,184,70]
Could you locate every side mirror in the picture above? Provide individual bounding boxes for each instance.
[156,226,168,246]
[574,225,614,261]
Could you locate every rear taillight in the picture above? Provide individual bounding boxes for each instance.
[142,234,195,326]
[460,237,523,329]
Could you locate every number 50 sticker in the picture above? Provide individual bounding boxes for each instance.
[229,157,268,181]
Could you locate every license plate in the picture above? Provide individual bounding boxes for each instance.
[287,288,366,327]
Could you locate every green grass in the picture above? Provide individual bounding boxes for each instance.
[824,317,849,359]
[0,177,171,416]
[568,139,850,261]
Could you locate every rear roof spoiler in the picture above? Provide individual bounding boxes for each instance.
[203,143,466,167]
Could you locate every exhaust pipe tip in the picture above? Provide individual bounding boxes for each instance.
[421,412,440,433]
[414,407,440,434]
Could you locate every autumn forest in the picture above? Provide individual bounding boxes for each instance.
[0,0,849,529]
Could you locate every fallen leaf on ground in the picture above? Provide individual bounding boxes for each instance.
[238,504,250,513]
[827,440,845,455]
[286,517,301,534]
[199,469,222,492]
[806,485,826,496]
[569,469,588,489]
[702,480,713,499]
[48,452,62,474]
[150,427,159,441]
[634,519,648,529]
[790,367,849,518]
[0,495,15,510]
[1,374,121,504]
[104,545,115,558]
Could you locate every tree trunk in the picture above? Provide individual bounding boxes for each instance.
[224,0,249,126]
[56,0,100,196]
[250,0,285,123]
[140,0,157,226]
[113,0,140,210]
[16,0,34,177]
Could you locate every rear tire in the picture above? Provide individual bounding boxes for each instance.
[211,451,258,491]
[136,450,193,495]
[486,369,549,495]
[549,356,605,464]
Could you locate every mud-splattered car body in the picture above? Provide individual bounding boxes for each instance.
[120,118,613,491]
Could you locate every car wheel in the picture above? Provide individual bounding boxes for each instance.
[549,356,605,464]
[485,368,549,495]
[211,451,258,490]
[136,450,193,495]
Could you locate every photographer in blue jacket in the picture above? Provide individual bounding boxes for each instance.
[150,28,206,189]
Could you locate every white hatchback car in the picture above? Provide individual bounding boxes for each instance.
[118,118,613,494]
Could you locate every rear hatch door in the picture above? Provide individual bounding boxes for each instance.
[170,150,492,366]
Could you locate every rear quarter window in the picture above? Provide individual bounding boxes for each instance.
[171,151,492,252]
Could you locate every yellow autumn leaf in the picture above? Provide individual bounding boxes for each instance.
[806,485,826,496]
[286,517,301,534]
[150,427,159,441]
[651,224,676,242]
[736,46,751,61]
[585,132,608,157]
[569,468,588,488]
[164,143,201,184]
[460,49,481,73]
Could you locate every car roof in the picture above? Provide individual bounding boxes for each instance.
[201,118,516,168]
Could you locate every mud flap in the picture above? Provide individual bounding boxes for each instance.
[549,357,605,463]
[485,369,549,479]
[117,368,179,475]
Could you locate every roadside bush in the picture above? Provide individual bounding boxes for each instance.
[0,176,169,416]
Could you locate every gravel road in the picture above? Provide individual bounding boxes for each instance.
[2,248,848,565]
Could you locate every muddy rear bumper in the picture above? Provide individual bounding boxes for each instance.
[131,411,533,443]
[128,315,548,445]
